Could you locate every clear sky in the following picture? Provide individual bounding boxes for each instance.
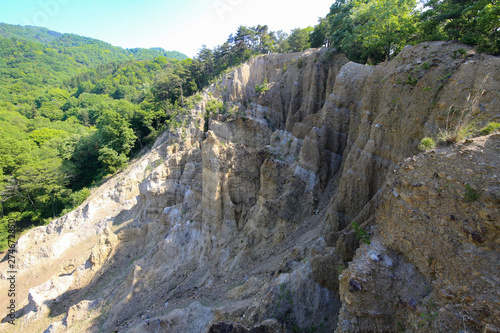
[0,0,334,58]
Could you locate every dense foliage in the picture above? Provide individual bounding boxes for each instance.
[0,53,189,246]
[0,23,187,63]
[327,0,499,63]
[0,24,189,248]
[419,0,499,55]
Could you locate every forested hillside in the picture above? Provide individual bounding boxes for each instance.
[0,23,187,62]
[0,24,63,43]
[0,24,189,248]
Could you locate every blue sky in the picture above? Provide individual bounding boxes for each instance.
[0,0,334,57]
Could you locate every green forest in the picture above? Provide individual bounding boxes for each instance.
[0,0,498,249]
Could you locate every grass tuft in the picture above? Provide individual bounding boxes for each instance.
[437,75,488,144]
[418,137,436,151]
[479,122,500,136]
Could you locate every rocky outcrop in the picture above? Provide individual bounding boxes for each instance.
[0,41,499,333]
[336,133,500,332]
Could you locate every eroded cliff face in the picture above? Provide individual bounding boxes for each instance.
[0,41,499,333]
[336,133,500,333]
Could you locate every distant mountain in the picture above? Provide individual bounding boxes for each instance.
[0,23,62,43]
[0,23,187,63]
[0,22,188,99]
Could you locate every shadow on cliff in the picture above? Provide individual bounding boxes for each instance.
[9,42,500,332]
[36,203,145,329]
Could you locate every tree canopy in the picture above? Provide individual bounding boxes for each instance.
[419,0,500,54]
[327,0,499,63]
